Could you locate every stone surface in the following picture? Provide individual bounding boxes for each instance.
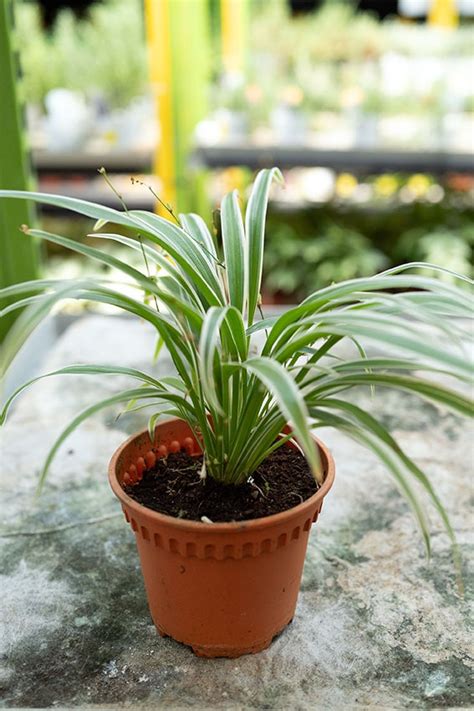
[1,315,472,709]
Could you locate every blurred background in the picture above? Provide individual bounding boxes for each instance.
[1,0,473,329]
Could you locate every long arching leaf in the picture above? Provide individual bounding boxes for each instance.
[221,190,246,312]
[241,356,322,482]
[37,386,173,491]
[245,167,283,326]
[0,363,194,424]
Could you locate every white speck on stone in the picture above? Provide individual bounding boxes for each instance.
[424,670,450,697]
[103,660,119,678]
[0,665,14,685]
[138,674,149,683]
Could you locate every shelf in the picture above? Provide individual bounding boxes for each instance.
[36,181,155,214]
[32,148,153,174]
[193,145,474,175]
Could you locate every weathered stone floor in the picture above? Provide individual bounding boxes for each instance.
[1,315,472,709]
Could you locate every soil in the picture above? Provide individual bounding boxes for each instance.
[124,447,318,522]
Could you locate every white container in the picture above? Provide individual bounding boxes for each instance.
[44,89,92,151]
[270,106,308,144]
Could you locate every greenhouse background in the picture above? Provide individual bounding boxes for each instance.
[2,0,473,329]
[0,2,473,708]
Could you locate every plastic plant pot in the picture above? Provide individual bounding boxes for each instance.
[109,417,335,658]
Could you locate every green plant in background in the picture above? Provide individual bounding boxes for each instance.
[16,0,148,109]
[217,81,249,114]
[80,0,148,109]
[294,62,340,114]
[245,0,473,128]
[15,3,58,106]
[464,95,474,113]
[247,1,383,120]
[360,88,386,115]
[16,3,89,105]
[396,226,474,283]
[264,221,386,298]
[0,171,472,564]
[260,189,474,300]
[251,1,382,65]
[385,20,473,58]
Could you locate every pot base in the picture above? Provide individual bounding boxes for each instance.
[156,617,293,658]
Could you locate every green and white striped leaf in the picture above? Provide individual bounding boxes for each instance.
[37,386,171,491]
[245,168,283,326]
[179,212,218,261]
[221,190,246,312]
[311,372,473,417]
[198,306,230,414]
[309,406,432,556]
[316,397,457,552]
[241,356,322,483]
[1,178,472,565]
[0,364,193,425]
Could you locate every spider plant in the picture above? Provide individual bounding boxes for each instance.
[0,169,472,561]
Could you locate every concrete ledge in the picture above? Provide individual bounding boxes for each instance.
[1,315,472,709]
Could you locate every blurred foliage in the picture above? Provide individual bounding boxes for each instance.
[251,0,473,63]
[264,219,386,298]
[233,0,474,120]
[263,195,474,299]
[40,190,473,303]
[16,0,148,108]
[396,227,474,281]
[251,1,383,66]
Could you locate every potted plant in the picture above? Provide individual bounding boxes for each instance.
[0,170,472,658]
[270,85,309,144]
[213,75,252,143]
[351,87,386,149]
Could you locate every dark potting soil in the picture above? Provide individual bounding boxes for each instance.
[124,447,318,522]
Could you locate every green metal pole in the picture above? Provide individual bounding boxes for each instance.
[169,0,211,213]
[144,0,211,215]
[0,0,39,341]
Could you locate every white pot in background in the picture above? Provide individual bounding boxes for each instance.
[215,109,249,143]
[354,111,379,149]
[109,96,156,149]
[270,106,308,144]
[44,89,92,151]
[442,112,474,152]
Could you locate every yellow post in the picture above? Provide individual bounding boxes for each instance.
[144,0,210,215]
[220,0,248,75]
[144,0,176,214]
[428,0,459,28]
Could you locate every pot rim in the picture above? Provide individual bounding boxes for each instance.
[109,417,335,533]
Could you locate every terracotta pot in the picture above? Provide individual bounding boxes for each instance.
[108,418,335,658]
